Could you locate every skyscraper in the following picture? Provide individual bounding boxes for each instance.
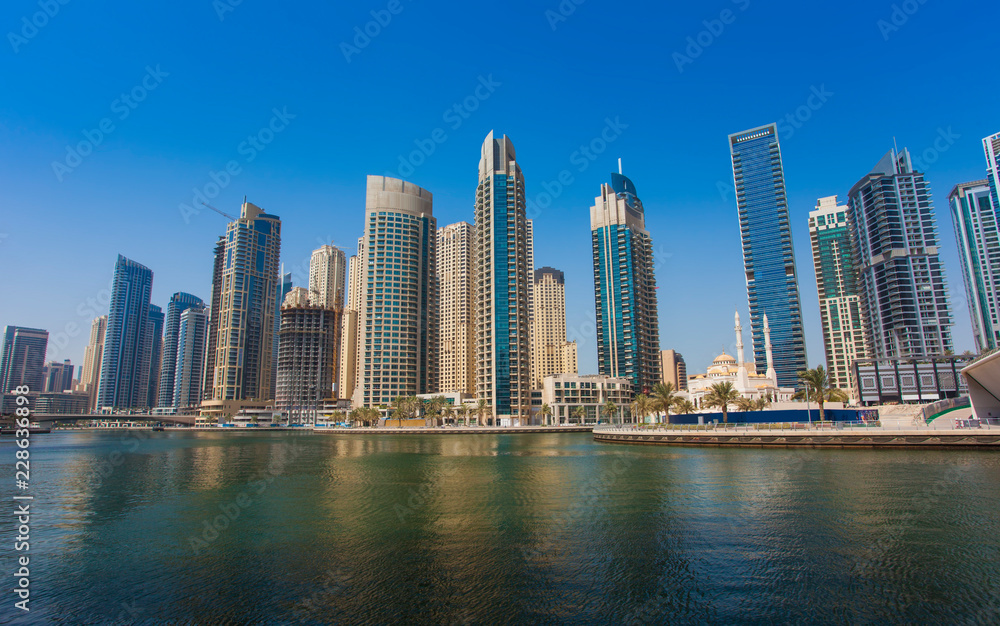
[205,201,281,415]
[437,221,475,394]
[276,291,341,422]
[80,315,107,410]
[847,149,953,358]
[531,266,577,387]
[949,180,1000,352]
[809,196,869,395]
[984,132,1000,217]
[475,132,531,423]
[0,326,48,393]
[309,244,347,309]
[353,176,438,408]
[146,304,164,409]
[173,304,208,409]
[97,255,155,409]
[729,124,807,388]
[338,240,364,400]
[158,292,205,407]
[590,169,661,394]
[43,360,74,392]
[271,271,293,401]
[659,350,687,391]
[202,235,226,401]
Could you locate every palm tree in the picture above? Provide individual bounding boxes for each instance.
[752,396,771,411]
[734,396,755,413]
[630,394,652,425]
[602,400,618,425]
[476,399,488,427]
[795,366,849,422]
[571,406,586,425]
[650,382,679,425]
[704,381,740,423]
[673,398,696,415]
[539,403,553,426]
[391,395,419,428]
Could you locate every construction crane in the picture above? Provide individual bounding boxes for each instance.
[201,202,236,221]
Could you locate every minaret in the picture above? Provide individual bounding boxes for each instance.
[764,313,777,382]
[735,310,750,389]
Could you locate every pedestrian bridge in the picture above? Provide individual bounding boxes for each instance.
[31,413,198,426]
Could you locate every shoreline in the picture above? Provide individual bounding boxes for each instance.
[593,427,1000,448]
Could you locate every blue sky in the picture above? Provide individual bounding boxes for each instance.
[1,0,997,377]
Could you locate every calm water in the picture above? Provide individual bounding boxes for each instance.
[2,430,1000,625]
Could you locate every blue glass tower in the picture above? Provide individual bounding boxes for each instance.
[157,292,205,407]
[97,255,155,409]
[729,124,807,388]
[590,171,660,394]
[146,304,164,409]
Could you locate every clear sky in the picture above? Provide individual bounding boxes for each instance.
[2,0,997,378]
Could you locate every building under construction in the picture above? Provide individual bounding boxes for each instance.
[275,289,341,423]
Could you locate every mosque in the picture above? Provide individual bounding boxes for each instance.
[683,311,795,407]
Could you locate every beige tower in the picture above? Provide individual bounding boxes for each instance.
[438,222,475,394]
[309,244,347,309]
[80,315,108,410]
[531,267,577,387]
[338,238,365,401]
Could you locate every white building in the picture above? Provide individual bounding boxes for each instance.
[537,373,633,425]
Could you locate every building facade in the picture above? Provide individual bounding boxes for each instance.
[173,303,208,409]
[202,235,226,401]
[80,315,107,410]
[146,304,164,409]
[538,373,633,425]
[475,132,532,423]
[338,239,365,401]
[950,181,1000,352]
[659,349,687,391]
[729,124,807,388]
[97,255,155,410]
[809,196,869,396]
[854,355,972,405]
[531,266,577,388]
[0,326,48,394]
[158,292,205,407]
[353,176,438,408]
[309,244,347,309]
[438,221,475,394]
[847,149,953,359]
[276,297,341,423]
[590,170,661,395]
[984,132,1000,217]
[43,360,74,392]
[205,201,282,416]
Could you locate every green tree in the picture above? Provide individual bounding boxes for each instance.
[630,394,652,425]
[734,396,755,413]
[602,400,618,424]
[571,405,586,425]
[794,365,849,422]
[391,395,419,428]
[539,403,553,426]
[476,398,488,427]
[673,398,696,415]
[650,382,679,425]
[704,382,740,423]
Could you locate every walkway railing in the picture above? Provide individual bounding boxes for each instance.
[595,421,884,434]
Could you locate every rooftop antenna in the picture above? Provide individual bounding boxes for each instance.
[618,158,622,175]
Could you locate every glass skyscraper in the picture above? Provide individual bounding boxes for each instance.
[729,124,807,388]
[146,304,164,409]
[157,292,205,407]
[984,132,1000,220]
[0,326,49,393]
[173,304,208,409]
[590,170,661,395]
[475,132,531,423]
[949,180,1000,352]
[97,255,155,409]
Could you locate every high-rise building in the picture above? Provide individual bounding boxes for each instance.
[146,304,164,409]
[531,266,577,387]
[659,350,687,391]
[158,293,205,407]
[809,196,869,395]
[309,245,347,309]
[173,304,208,409]
[729,124,807,388]
[437,221,475,394]
[0,326,48,394]
[276,292,341,422]
[353,176,438,408]
[205,201,281,414]
[338,239,365,401]
[80,315,107,410]
[984,132,1000,217]
[271,271,293,401]
[475,132,531,423]
[43,360,74,392]
[847,149,953,358]
[202,235,226,401]
[590,169,661,395]
[98,255,155,409]
[949,180,1000,352]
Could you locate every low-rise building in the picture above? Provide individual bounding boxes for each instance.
[538,373,633,424]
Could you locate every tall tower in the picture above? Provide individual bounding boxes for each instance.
[158,293,205,407]
[97,255,155,409]
[80,315,107,410]
[531,266,577,387]
[202,235,226,401]
[847,149,953,358]
[173,304,208,409]
[309,244,347,309]
[590,170,661,394]
[949,181,1000,352]
[984,132,1000,218]
[437,221,476,394]
[729,124,807,388]
[338,239,365,400]
[276,294,341,423]
[0,326,48,393]
[208,201,281,409]
[474,132,531,423]
[353,176,438,408]
[146,304,164,409]
[809,196,869,394]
